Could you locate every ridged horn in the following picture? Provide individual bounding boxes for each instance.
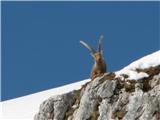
[80,40,96,54]
[98,35,103,53]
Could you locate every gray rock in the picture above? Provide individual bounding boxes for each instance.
[35,69,160,120]
[72,76,117,120]
[34,92,75,120]
[98,99,111,120]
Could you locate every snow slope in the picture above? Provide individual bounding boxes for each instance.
[0,79,90,120]
[116,50,160,80]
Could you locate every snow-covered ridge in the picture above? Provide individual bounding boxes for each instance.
[116,50,160,80]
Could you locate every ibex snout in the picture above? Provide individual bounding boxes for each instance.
[80,35,107,80]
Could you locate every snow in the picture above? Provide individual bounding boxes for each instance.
[116,50,160,80]
[0,79,90,120]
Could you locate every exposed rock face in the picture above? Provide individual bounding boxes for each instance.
[34,92,75,120]
[34,66,160,120]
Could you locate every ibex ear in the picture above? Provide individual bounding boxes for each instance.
[97,35,103,53]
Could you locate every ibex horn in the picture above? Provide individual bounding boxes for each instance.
[80,40,96,54]
[98,35,103,53]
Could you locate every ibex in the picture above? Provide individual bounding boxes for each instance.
[80,35,107,80]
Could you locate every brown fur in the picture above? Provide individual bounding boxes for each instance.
[80,35,107,80]
[90,52,107,79]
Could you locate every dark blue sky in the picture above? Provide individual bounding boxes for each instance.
[2,2,159,101]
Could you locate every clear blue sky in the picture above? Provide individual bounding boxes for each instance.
[2,1,159,101]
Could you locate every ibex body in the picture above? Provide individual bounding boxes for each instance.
[80,35,107,80]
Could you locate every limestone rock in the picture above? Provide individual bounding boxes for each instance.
[35,68,160,120]
[34,92,75,120]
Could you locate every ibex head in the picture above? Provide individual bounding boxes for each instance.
[80,35,104,63]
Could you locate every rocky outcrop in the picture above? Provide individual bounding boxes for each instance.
[34,92,75,120]
[34,65,160,120]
